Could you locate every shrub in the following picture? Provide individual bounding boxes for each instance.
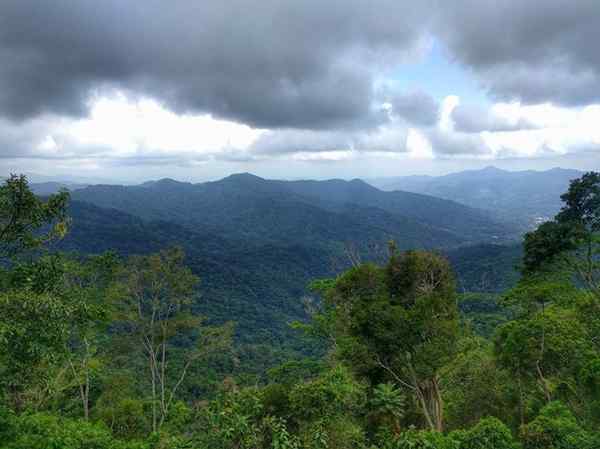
[452,417,517,449]
[520,401,596,449]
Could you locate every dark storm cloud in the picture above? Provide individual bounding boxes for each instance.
[451,104,537,133]
[0,0,433,128]
[391,91,439,126]
[436,0,600,105]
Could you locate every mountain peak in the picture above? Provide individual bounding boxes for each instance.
[141,178,189,188]
[479,166,506,174]
[221,173,265,183]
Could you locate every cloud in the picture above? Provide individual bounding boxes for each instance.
[4,0,600,124]
[0,0,433,128]
[451,103,537,133]
[427,129,491,156]
[0,116,70,159]
[436,0,600,105]
[391,90,440,126]
[250,124,409,156]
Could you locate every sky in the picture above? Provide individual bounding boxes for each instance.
[1,0,599,183]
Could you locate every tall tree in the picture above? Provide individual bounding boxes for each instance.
[61,253,119,420]
[523,171,600,296]
[113,247,233,432]
[0,175,74,410]
[314,247,459,431]
[0,174,69,259]
[500,171,600,425]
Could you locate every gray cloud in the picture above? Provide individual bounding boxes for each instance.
[0,117,59,158]
[3,0,600,129]
[436,0,600,105]
[391,90,439,126]
[451,103,537,133]
[2,0,600,175]
[0,0,433,129]
[251,125,409,155]
[427,129,490,156]
[251,130,354,155]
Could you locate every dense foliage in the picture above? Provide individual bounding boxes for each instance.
[1,172,599,448]
[55,176,522,374]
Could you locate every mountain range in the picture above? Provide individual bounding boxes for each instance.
[37,172,522,368]
[368,166,583,228]
[69,173,514,248]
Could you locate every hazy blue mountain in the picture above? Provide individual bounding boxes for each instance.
[72,173,517,247]
[369,166,583,229]
[277,177,512,241]
[30,181,88,195]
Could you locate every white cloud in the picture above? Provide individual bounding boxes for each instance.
[1,91,599,180]
[425,96,600,160]
[63,94,264,158]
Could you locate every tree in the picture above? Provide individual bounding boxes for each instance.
[520,401,600,449]
[494,306,594,424]
[0,176,80,411]
[0,174,69,259]
[315,248,459,431]
[61,253,119,420]
[441,337,512,430]
[0,289,76,410]
[113,247,233,433]
[506,172,600,424]
[288,366,367,449]
[523,171,600,296]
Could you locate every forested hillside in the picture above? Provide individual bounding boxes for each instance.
[54,197,521,373]
[1,172,599,448]
[52,174,520,371]
[71,173,517,244]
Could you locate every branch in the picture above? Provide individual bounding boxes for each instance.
[374,353,416,391]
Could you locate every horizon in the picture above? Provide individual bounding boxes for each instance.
[9,164,589,187]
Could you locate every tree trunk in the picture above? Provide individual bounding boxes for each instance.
[83,363,90,420]
[517,372,525,426]
[160,333,167,425]
[406,361,441,431]
[419,378,444,432]
[537,300,552,404]
[149,350,157,433]
[415,385,436,431]
[432,377,444,432]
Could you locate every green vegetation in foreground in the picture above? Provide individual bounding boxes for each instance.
[1,172,599,448]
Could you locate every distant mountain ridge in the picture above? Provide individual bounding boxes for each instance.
[368,166,583,228]
[30,181,88,195]
[71,172,516,248]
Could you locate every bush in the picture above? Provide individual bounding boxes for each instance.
[1,412,146,449]
[520,401,596,449]
[289,366,366,422]
[452,417,517,449]
[381,428,458,449]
